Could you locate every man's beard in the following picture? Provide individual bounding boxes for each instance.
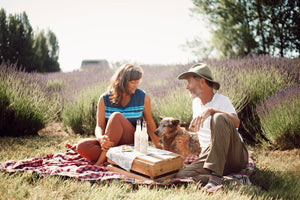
[189,91,197,99]
[189,88,201,99]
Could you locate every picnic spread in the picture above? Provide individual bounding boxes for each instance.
[0,144,254,186]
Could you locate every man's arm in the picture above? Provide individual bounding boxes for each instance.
[189,107,240,131]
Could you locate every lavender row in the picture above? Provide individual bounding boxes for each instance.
[1,56,299,147]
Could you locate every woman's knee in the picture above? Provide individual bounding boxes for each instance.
[76,138,97,154]
[108,112,125,121]
[106,112,134,145]
[76,139,88,154]
[76,138,101,162]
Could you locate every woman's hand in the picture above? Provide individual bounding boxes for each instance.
[98,135,115,150]
[154,142,163,149]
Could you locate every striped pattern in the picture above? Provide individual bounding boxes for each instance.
[105,105,144,119]
[103,89,145,127]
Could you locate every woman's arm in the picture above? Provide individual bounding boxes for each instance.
[143,94,161,148]
[93,95,114,166]
[95,96,106,138]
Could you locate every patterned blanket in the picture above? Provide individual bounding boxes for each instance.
[0,146,254,186]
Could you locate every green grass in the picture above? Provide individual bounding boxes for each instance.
[1,135,299,200]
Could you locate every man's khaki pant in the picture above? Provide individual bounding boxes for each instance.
[175,113,248,183]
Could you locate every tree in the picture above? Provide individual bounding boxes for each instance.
[33,30,48,72]
[7,14,19,64]
[16,12,35,71]
[0,8,60,72]
[188,0,299,58]
[6,12,37,71]
[46,30,60,72]
[0,9,9,64]
[32,30,60,72]
[264,0,300,57]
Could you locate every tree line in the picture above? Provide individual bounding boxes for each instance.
[187,0,299,59]
[0,8,60,72]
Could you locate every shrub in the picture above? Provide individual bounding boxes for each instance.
[206,56,299,145]
[256,85,300,149]
[61,84,106,135]
[5,56,298,149]
[152,87,192,126]
[46,79,64,92]
[140,64,193,126]
[0,64,60,136]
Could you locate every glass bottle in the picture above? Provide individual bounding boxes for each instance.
[140,121,148,153]
[134,120,141,151]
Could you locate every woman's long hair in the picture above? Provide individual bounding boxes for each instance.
[108,64,143,106]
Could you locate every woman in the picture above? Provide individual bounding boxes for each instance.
[76,64,161,165]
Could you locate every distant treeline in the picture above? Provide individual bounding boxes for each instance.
[0,8,60,72]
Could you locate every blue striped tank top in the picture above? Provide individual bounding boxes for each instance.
[103,88,145,127]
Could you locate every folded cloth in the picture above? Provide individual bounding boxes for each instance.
[106,145,172,171]
[106,146,143,171]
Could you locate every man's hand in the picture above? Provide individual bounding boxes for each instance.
[98,135,115,150]
[189,108,214,131]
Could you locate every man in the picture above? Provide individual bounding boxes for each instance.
[175,63,248,193]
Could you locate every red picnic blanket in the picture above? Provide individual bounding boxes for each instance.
[0,146,254,185]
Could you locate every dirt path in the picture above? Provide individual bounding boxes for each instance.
[38,122,70,137]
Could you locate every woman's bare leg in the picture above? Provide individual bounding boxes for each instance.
[93,112,135,165]
[105,112,135,145]
[76,138,101,163]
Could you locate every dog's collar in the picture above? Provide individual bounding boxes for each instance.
[170,129,181,139]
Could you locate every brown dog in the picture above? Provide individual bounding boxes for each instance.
[155,117,201,157]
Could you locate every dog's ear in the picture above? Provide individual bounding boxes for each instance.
[172,119,180,126]
[158,116,164,120]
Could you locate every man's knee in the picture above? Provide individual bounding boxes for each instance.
[211,113,232,127]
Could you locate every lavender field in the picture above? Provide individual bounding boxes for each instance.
[1,55,300,148]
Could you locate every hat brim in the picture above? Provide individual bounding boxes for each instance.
[177,72,198,80]
[177,72,220,90]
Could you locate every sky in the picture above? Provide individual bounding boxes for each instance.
[1,0,210,72]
